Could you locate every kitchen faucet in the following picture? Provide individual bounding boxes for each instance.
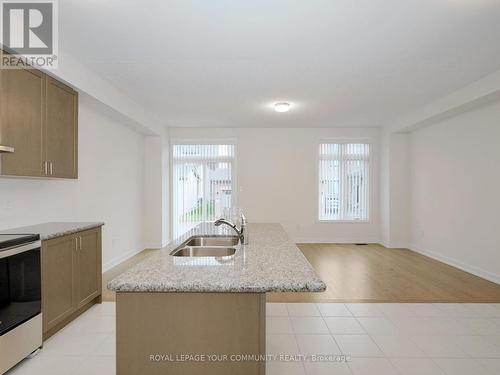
[214,212,248,245]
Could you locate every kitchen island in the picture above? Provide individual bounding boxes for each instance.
[108,223,325,375]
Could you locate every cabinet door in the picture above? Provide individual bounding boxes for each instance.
[76,228,102,308]
[0,67,46,176]
[42,234,76,333]
[45,76,78,178]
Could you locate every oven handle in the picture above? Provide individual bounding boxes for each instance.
[0,241,41,259]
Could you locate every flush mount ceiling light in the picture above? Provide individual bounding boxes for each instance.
[274,102,291,113]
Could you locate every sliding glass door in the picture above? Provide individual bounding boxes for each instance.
[171,144,235,238]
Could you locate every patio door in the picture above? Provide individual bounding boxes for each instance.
[171,143,235,238]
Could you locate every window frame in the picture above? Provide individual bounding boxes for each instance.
[170,139,237,239]
[316,139,372,224]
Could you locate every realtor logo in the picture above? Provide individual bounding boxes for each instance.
[0,0,58,69]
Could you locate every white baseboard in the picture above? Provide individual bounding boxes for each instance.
[379,241,409,249]
[410,243,500,285]
[102,247,145,273]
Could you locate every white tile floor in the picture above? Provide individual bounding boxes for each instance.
[7,302,500,374]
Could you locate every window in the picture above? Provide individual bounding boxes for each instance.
[318,142,370,221]
[172,143,235,237]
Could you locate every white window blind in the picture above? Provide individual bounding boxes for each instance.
[319,143,370,221]
[172,143,235,238]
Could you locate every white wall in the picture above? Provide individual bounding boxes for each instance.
[389,133,410,248]
[380,131,390,246]
[0,94,145,270]
[410,100,500,283]
[142,130,171,248]
[169,127,381,243]
[161,130,171,245]
[380,132,411,248]
[143,136,163,249]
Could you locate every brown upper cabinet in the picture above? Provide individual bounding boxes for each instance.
[0,55,78,178]
[0,68,46,177]
[44,77,78,178]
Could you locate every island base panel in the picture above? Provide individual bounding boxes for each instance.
[116,292,266,375]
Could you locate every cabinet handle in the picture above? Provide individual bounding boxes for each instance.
[44,161,48,175]
[79,236,82,251]
[75,237,79,251]
[49,162,53,175]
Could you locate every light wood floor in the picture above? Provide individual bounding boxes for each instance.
[102,249,157,301]
[104,244,500,303]
[268,244,500,303]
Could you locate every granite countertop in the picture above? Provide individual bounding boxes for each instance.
[0,222,104,240]
[108,222,326,293]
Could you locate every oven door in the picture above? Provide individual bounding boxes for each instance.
[0,242,41,336]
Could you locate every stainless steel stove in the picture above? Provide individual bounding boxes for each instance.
[0,233,42,374]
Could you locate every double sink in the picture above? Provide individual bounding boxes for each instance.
[170,235,240,257]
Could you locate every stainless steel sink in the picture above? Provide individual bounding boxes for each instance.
[184,236,239,247]
[170,235,240,257]
[170,246,236,257]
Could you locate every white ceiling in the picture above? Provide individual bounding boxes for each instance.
[60,0,500,128]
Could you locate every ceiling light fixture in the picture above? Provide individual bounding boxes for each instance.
[274,102,291,113]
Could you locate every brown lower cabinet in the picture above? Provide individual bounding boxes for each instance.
[41,227,102,339]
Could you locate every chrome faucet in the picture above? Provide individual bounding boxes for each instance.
[214,212,248,245]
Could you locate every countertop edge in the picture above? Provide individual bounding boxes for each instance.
[0,222,105,241]
[108,282,327,293]
[40,222,105,240]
